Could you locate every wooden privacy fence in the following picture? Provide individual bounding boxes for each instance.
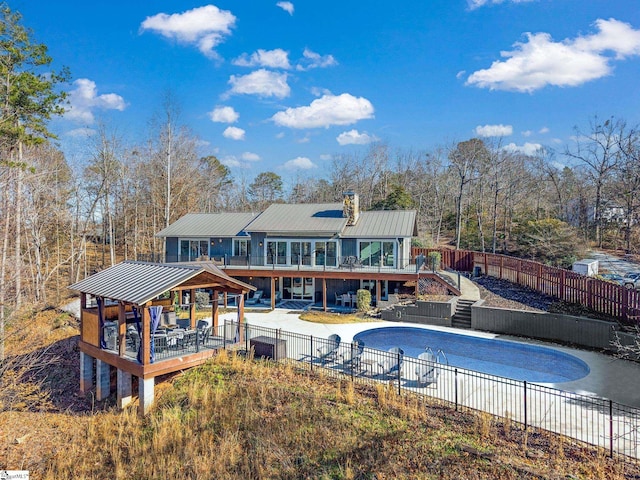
[413,248,640,324]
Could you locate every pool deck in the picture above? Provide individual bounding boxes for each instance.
[224,308,640,408]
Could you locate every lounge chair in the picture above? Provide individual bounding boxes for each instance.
[316,333,341,365]
[377,347,404,378]
[416,350,438,387]
[342,340,365,372]
[246,290,264,305]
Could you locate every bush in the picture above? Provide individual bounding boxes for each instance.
[195,291,211,308]
[356,289,371,312]
[427,251,441,270]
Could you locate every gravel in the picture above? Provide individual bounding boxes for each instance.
[472,276,557,312]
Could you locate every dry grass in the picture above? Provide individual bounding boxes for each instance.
[1,307,639,479]
[299,310,379,324]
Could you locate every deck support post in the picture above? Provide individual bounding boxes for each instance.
[138,376,155,416]
[96,359,111,401]
[79,351,94,393]
[117,369,132,408]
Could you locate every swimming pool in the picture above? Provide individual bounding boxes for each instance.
[353,327,590,383]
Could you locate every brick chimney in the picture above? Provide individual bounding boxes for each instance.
[343,192,359,226]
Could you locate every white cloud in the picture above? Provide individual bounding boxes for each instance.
[475,124,513,137]
[468,0,535,9]
[241,152,260,161]
[539,126,550,134]
[272,93,374,129]
[466,19,640,92]
[522,130,532,137]
[276,1,294,15]
[297,48,337,70]
[319,154,332,161]
[223,126,246,140]
[64,79,126,124]
[140,5,236,59]
[209,106,239,123]
[228,69,290,98]
[283,156,316,170]
[504,142,542,155]
[233,48,291,69]
[275,132,285,139]
[220,155,240,167]
[66,127,96,137]
[336,129,379,145]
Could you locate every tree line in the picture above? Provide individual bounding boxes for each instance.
[1,5,640,359]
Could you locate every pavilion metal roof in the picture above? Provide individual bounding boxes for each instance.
[68,260,254,305]
[155,212,258,238]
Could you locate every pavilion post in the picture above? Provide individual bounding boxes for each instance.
[212,289,219,330]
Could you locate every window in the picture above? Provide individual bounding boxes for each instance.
[233,239,250,257]
[314,241,337,266]
[291,241,312,265]
[359,241,395,267]
[179,239,209,261]
[266,241,287,265]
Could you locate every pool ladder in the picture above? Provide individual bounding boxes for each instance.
[425,346,449,365]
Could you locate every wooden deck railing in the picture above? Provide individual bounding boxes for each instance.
[412,247,640,324]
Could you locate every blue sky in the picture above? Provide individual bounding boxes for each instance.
[13,0,640,181]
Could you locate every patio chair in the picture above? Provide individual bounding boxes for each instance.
[416,350,438,387]
[316,333,341,365]
[126,325,139,352]
[377,347,404,378]
[246,290,264,305]
[335,292,343,306]
[342,340,365,372]
[196,320,211,345]
[153,332,168,353]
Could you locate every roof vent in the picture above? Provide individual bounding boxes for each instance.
[343,192,359,226]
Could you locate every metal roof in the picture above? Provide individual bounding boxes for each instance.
[341,210,418,238]
[68,260,253,305]
[155,212,258,238]
[245,203,347,236]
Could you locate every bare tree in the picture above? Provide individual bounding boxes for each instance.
[565,117,622,247]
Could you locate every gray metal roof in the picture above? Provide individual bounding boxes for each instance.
[156,212,258,238]
[68,260,253,305]
[341,210,418,238]
[245,203,347,236]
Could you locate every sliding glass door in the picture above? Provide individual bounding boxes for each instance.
[179,239,209,261]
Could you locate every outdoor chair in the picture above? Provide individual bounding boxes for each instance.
[196,320,211,345]
[126,325,139,352]
[246,290,264,305]
[335,292,343,306]
[316,333,341,365]
[416,350,438,387]
[153,332,168,353]
[342,340,365,372]
[377,347,404,378]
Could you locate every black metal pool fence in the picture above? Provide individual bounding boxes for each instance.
[217,320,640,463]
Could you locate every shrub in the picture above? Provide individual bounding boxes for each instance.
[426,251,441,271]
[356,289,371,312]
[195,291,211,308]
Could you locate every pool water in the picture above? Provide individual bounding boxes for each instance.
[354,327,590,383]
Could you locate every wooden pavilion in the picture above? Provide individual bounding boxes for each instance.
[69,260,255,415]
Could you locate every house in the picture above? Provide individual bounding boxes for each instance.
[156,192,458,309]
